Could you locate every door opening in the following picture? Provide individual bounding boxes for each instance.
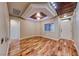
[59,18,72,39]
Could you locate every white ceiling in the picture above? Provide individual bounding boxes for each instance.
[7,2,57,21]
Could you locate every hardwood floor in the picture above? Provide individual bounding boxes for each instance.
[8,36,78,56]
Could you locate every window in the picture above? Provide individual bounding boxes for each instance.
[44,23,55,32]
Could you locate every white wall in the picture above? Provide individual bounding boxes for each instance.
[72,3,79,50]
[40,18,59,39]
[20,20,41,39]
[0,3,9,56]
[20,17,59,40]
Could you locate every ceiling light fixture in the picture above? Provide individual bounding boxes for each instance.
[50,2,57,9]
[36,12,41,17]
[64,14,67,18]
[36,12,41,21]
[54,5,57,9]
[37,17,40,20]
[53,3,57,9]
[53,3,56,6]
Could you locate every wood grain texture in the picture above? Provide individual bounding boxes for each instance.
[8,36,78,56]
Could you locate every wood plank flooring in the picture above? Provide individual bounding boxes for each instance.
[8,36,78,56]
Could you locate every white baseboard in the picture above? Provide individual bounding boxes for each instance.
[20,35,42,40]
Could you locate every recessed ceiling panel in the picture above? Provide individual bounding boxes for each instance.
[30,12,47,19]
[21,3,57,21]
[8,2,30,17]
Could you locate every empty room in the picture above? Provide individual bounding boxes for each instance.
[0,2,79,56]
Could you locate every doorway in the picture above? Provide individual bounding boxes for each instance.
[59,18,72,39]
[9,19,20,55]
